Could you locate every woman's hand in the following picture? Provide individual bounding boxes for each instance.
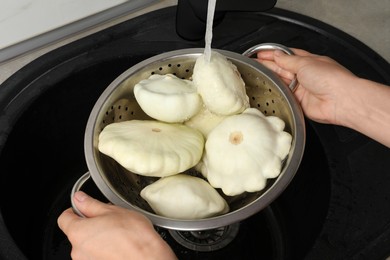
[256,48,390,148]
[58,191,177,260]
[256,48,356,125]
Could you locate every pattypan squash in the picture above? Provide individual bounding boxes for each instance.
[98,120,204,177]
[199,108,292,196]
[192,51,249,116]
[184,104,226,137]
[134,74,202,123]
[140,174,229,219]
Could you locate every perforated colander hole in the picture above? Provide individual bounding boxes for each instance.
[116,105,128,121]
[101,104,135,128]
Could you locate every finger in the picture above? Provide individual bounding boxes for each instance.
[256,59,295,81]
[58,208,80,234]
[273,50,310,74]
[72,191,111,218]
[257,48,315,60]
[256,50,275,60]
[289,48,316,57]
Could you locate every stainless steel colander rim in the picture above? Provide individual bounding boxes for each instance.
[84,48,306,231]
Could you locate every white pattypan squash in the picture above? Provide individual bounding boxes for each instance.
[134,74,202,123]
[184,104,226,137]
[192,50,249,116]
[140,174,229,219]
[200,108,292,196]
[98,120,204,177]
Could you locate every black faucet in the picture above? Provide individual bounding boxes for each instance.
[176,0,277,40]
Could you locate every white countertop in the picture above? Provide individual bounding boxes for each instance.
[1,0,128,49]
[0,0,164,63]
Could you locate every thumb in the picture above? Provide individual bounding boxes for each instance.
[274,50,302,74]
[73,191,110,218]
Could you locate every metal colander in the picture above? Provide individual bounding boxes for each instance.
[76,45,305,231]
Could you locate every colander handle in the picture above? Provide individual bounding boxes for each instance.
[70,172,91,218]
[242,43,298,92]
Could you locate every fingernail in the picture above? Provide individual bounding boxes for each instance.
[74,191,88,202]
[274,50,285,57]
